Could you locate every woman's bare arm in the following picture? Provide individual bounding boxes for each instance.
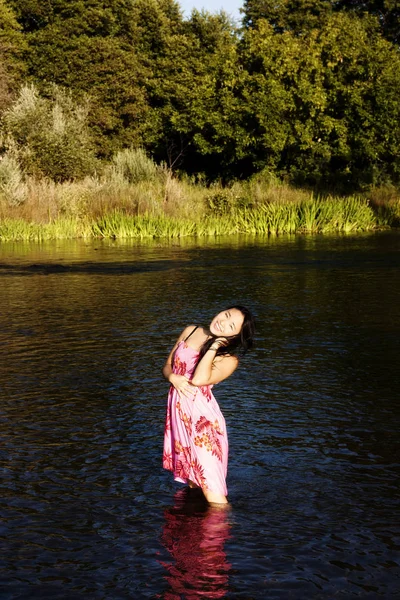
[191,339,238,386]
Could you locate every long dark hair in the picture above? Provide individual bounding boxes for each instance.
[197,305,255,364]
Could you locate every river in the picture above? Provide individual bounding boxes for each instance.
[1,232,399,598]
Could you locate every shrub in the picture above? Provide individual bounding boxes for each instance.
[1,84,97,181]
[0,153,27,205]
[111,148,162,185]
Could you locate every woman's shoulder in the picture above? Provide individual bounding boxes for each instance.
[221,352,239,362]
[178,324,198,340]
[215,352,239,368]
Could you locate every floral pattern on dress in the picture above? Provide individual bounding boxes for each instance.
[174,439,192,480]
[176,400,192,435]
[199,385,213,402]
[194,416,224,462]
[163,449,173,471]
[191,457,207,489]
[174,355,187,375]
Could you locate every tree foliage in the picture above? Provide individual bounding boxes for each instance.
[336,0,400,43]
[242,0,333,32]
[0,0,26,112]
[241,0,400,42]
[142,9,249,175]
[2,84,97,181]
[2,0,400,188]
[240,4,400,187]
[7,0,150,156]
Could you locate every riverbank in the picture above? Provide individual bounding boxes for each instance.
[1,155,399,241]
[1,200,399,242]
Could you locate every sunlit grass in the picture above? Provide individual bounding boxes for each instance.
[237,203,299,235]
[88,197,377,240]
[297,196,375,233]
[91,213,197,239]
[0,166,396,241]
[0,197,381,241]
[0,141,398,242]
[0,217,91,241]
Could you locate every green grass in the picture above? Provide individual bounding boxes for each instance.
[297,196,376,233]
[89,197,377,240]
[0,137,398,243]
[0,194,392,242]
[0,217,91,241]
[91,213,197,239]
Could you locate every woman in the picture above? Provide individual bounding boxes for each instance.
[162,306,255,505]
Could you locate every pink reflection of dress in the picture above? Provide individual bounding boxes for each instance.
[161,489,231,599]
[163,339,228,496]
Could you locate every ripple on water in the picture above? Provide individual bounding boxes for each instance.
[1,233,400,598]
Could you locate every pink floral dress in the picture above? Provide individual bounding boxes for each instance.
[163,340,228,496]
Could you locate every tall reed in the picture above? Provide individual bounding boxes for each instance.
[0,217,91,241]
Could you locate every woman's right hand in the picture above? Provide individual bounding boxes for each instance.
[169,373,196,400]
[212,337,229,349]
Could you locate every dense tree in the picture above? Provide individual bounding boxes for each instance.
[7,0,150,156]
[0,0,26,112]
[336,0,400,43]
[7,0,135,34]
[141,8,249,175]
[6,0,53,32]
[240,19,330,180]
[2,0,400,188]
[242,0,333,32]
[316,13,400,186]
[241,0,400,42]
[240,12,400,187]
[26,31,149,155]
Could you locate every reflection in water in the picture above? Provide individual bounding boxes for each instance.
[161,489,231,599]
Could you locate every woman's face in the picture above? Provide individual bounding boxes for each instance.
[210,308,244,338]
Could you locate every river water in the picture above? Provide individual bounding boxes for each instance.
[0,232,399,599]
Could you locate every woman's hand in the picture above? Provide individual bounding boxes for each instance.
[211,337,229,350]
[169,373,196,400]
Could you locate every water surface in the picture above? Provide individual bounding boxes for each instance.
[1,232,399,598]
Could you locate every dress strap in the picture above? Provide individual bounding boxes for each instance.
[184,326,198,342]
